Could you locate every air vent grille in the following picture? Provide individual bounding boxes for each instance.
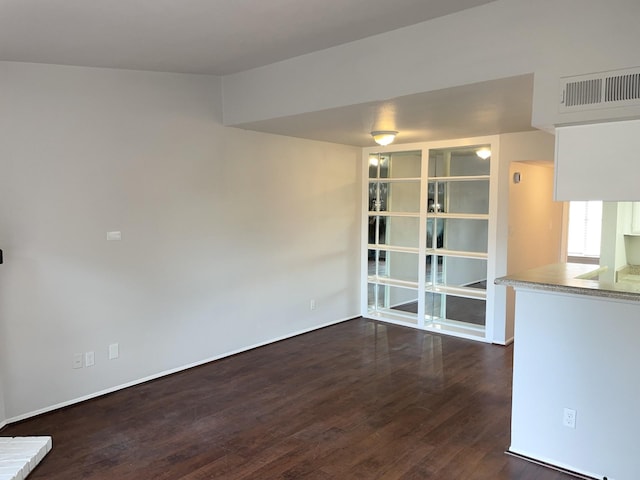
[565,78,602,107]
[605,73,640,102]
[559,67,640,114]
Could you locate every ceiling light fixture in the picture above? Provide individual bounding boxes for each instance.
[371,130,398,146]
[476,148,491,160]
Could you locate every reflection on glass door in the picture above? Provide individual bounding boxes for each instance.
[367,151,421,324]
[364,143,492,341]
[425,146,489,334]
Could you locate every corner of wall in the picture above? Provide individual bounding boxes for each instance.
[0,63,8,429]
[531,70,561,133]
[0,376,6,428]
[501,132,565,342]
[500,130,556,163]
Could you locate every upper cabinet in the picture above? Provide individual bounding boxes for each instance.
[555,119,640,201]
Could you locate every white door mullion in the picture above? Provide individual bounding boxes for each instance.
[417,148,428,327]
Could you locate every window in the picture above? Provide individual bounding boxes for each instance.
[567,201,602,259]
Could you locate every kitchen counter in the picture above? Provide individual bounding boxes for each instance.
[495,262,640,301]
[500,262,640,479]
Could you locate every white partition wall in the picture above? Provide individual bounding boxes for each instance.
[511,287,640,479]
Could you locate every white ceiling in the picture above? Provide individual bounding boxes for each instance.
[0,0,498,75]
[0,0,535,145]
[236,75,535,147]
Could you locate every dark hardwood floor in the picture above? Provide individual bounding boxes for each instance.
[1,318,576,479]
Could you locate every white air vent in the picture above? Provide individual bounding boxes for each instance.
[559,67,640,113]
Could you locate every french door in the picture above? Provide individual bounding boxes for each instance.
[364,143,493,341]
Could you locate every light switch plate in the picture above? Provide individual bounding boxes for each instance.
[73,353,83,369]
[106,231,122,241]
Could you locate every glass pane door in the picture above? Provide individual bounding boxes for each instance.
[425,146,490,332]
[367,151,421,324]
[363,142,493,341]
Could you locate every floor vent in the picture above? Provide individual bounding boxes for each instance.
[560,66,640,112]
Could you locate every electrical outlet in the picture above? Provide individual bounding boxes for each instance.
[109,343,119,360]
[73,353,83,369]
[563,408,576,428]
[310,299,316,311]
[85,351,95,367]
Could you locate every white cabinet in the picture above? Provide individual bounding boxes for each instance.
[555,119,640,201]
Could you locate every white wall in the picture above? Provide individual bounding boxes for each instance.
[0,62,8,428]
[0,376,6,428]
[0,62,361,421]
[555,121,640,202]
[504,138,561,265]
[505,162,564,340]
[0,62,10,428]
[222,0,640,129]
[498,131,562,342]
[507,161,564,271]
[511,289,640,479]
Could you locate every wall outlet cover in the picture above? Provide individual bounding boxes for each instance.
[85,351,95,367]
[73,353,83,369]
[563,408,576,428]
[109,343,119,360]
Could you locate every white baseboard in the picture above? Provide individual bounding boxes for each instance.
[493,335,514,346]
[6,315,358,425]
[362,313,490,343]
[506,448,600,480]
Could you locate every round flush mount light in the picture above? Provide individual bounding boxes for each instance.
[371,130,398,146]
[476,148,491,160]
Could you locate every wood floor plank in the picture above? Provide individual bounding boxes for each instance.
[0,318,578,479]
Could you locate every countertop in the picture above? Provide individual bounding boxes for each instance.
[495,263,640,302]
